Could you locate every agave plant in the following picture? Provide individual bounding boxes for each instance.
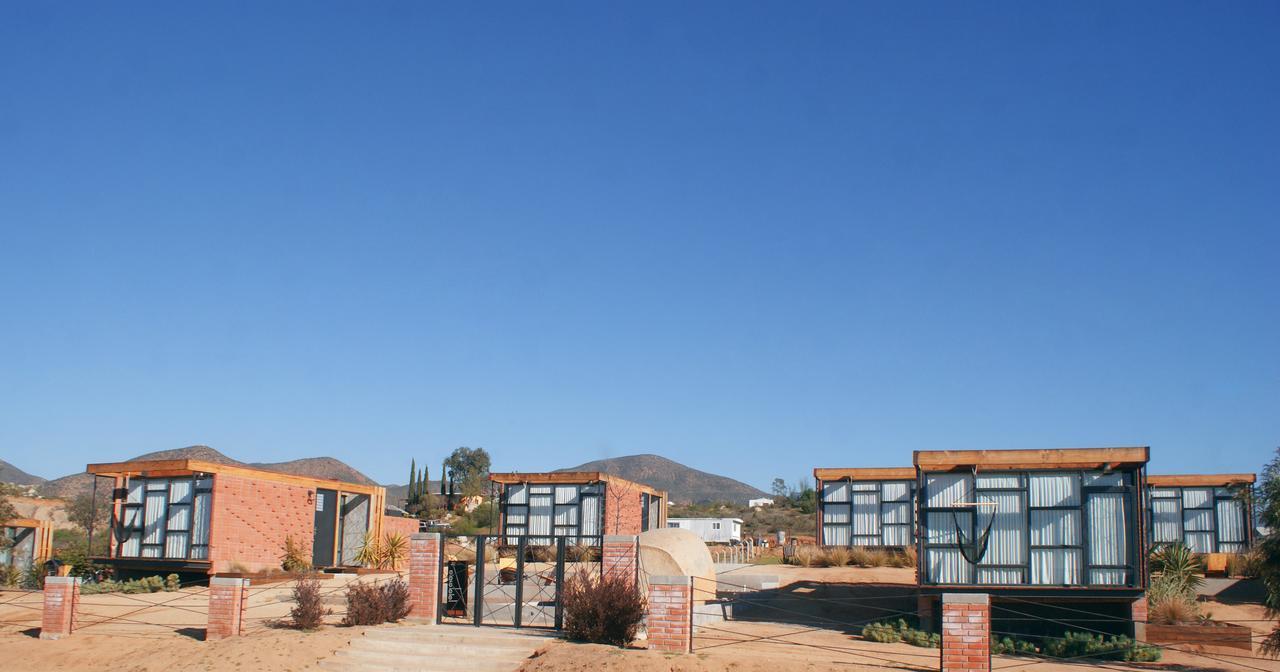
[379,532,408,570]
[1149,543,1205,596]
[354,531,382,568]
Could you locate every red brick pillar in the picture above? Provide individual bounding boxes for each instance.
[40,576,80,640]
[207,577,249,640]
[603,535,638,586]
[1132,595,1149,642]
[646,575,692,653]
[942,593,990,672]
[408,532,441,622]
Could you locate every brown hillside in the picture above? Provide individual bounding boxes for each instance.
[0,458,46,485]
[557,454,767,505]
[40,445,377,500]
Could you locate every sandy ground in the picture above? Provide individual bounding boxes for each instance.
[0,573,404,672]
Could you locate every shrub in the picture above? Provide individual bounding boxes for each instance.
[380,533,408,570]
[342,579,412,626]
[862,549,890,567]
[848,547,872,567]
[861,619,938,648]
[1149,596,1200,625]
[901,546,917,568]
[561,567,645,646]
[786,545,820,567]
[991,636,1039,655]
[1044,631,1159,662]
[289,574,329,630]
[822,547,850,567]
[82,575,169,595]
[1227,550,1261,579]
[164,573,181,592]
[281,536,311,573]
[1149,543,1204,596]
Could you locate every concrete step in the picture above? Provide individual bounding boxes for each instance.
[317,624,553,672]
[335,637,541,656]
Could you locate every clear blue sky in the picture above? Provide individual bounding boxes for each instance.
[1,2,1277,490]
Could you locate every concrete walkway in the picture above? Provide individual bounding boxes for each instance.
[319,624,555,672]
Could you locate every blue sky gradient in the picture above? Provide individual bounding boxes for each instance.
[1,2,1277,488]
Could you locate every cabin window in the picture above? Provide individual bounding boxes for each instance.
[115,475,213,561]
[1147,484,1250,554]
[502,482,603,545]
[820,479,916,547]
[920,469,1138,588]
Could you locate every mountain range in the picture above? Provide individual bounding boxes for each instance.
[17,447,764,506]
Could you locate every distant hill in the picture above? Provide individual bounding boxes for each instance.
[557,454,767,505]
[384,480,444,508]
[0,459,46,485]
[40,445,378,500]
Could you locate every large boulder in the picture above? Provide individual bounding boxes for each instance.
[638,527,717,603]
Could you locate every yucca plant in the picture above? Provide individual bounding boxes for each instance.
[354,532,382,568]
[1149,543,1205,596]
[379,532,408,570]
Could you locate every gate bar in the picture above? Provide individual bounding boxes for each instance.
[474,536,486,627]
[514,536,526,628]
[554,538,566,630]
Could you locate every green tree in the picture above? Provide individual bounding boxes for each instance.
[68,492,110,534]
[440,459,448,496]
[1256,447,1280,656]
[408,459,418,505]
[0,489,16,552]
[771,478,789,498]
[445,447,492,497]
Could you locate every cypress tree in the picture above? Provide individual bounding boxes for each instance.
[441,460,448,496]
[408,459,417,505]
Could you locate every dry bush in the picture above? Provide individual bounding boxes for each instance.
[289,574,329,630]
[343,578,412,626]
[864,549,890,567]
[561,567,645,646]
[280,535,311,573]
[822,547,851,567]
[1149,597,1200,625]
[788,545,820,567]
[902,546,918,568]
[568,544,598,563]
[849,547,873,567]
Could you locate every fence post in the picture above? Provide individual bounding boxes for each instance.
[602,535,639,587]
[207,577,249,640]
[941,593,989,672]
[40,576,80,640]
[408,532,442,623]
[646,575,693,653]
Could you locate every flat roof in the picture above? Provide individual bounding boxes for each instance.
[914,447,1149,471]
[814,467,916,481]
[488,471,666,497]
[85,459,384,496]
[668,517,744,523]
[1148,473,1255,487]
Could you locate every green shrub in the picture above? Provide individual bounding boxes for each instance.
[861,619,938,648]
[991,636,1039,655]
[81,575,170,595]
[164,574,180,592]
[1044,631,1160,662]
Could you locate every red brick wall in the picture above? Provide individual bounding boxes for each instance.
[646,576,692,653]
[604,484,645,535]
[942,594,990,672]
[209,474,316,573]
[603,536,638,585]
[39,577,79,640]
[382,515,420,538]
[407,533,440,621]
[206,577,248,640]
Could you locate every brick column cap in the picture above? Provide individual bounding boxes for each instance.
[44,576,81,586]
[649,575,692,586]
[604,534,639,543]
[411,532,442,542]
[942,593,989,605]
[210,577,250,587]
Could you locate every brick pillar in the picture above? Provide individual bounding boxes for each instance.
[1132,595,1149,642]
[603,535,638,586]
[40,576,80,640]
[646,575,692,653]
[942,593,990,672]
[408,532,441,622]
[207,577,249,640]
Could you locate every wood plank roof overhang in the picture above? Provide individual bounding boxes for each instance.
[85,459,385,496]
[1,518,50,529]
[913,447,1150,472]
[488,471,666,498]
[813,467,917,481]
[1147,473,1256,487]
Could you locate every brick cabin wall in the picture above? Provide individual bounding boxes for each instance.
[604,483,645,536]
[208,473,316,573]
[382,515,420,537]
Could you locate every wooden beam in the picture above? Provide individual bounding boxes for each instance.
[1148,474,1255,487]
[813,467,916,481]
[914,447,1149,470]
[86,459,385,497]
[488,471,666,497]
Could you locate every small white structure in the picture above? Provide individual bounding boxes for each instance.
[748,497,774,508]
[667,517,743,543]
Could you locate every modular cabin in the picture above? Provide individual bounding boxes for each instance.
[87,459,389,576]
[1,518,54,574]
[814,467,917,548]
[1147,474,1254,574]
[667,517,743,543]
[914,447,1150,637]
[490,472,666,545]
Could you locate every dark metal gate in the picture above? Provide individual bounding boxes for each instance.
[437,535,601,629]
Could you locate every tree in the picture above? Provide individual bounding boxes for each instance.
[68,492,110,534]
[771,478,789,499]
[1256,447,1280,656]
[0,489,16,552]
[440,459,448,497]
[445,447,492,498]
[408,459,417,505]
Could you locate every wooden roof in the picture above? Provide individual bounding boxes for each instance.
[914,447,1149,471]
[1148,473,1255,487]
[85,459,384,496]
[1,518,50,529]
[488,471,666,498]
[813,467,916,481]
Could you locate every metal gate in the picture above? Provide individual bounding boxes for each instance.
[438,535,601,629]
